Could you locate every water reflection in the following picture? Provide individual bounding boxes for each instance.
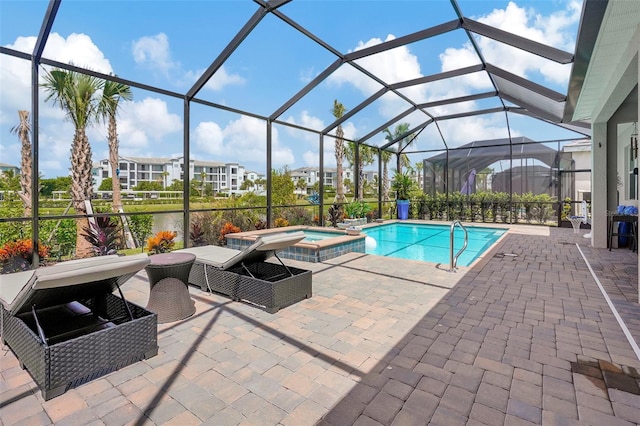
[151,212,183,240]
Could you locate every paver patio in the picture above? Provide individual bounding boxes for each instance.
[1,225,639,425]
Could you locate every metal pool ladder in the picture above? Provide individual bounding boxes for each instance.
[449,220,468,272]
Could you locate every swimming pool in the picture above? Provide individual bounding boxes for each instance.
[363,223,506,266]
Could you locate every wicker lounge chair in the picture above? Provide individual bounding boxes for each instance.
[0,254,158,400]
[176,231,312,313]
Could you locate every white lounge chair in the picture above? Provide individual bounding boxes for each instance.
[176,231,312,312]
[0,254,157,400]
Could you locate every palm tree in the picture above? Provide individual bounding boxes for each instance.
[331,100,347,204]
[296,177,307,198]
[160,170,170,189]
[415,161,424,191]
[98,79,132,214]
[10,110,32,216]
[382,123,410,201]
[42,68,103,258]
[379,149,393,202]
[200,170,207,197]
[345,140,375,201]
[398,130,417,174]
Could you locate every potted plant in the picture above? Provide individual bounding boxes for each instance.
[391,171,415,220]
[343,200,371,226]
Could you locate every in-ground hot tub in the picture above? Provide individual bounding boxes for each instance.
[225,225,366,262]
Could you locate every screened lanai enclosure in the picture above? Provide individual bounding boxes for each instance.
[0,0,597,266]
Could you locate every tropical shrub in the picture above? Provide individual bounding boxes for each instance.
[128,214,154,250]
[147,230,177,254]
[280,206,314,226]
[344,201,372,219]
[390,171,416,200]
[0,239,49,273]
[40,218,76,259]
[274,217,289,228]
[218,222,240,246]
[327,204,344,227]
[254,220,268,230]
[0,203,27,243]
[82,216,121,256]
[189,222,207,247]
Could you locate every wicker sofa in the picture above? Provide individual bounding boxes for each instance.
[176,232,312,313]
[0,254,158,400]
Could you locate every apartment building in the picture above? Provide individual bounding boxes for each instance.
[93,156,247,194]
[290,166,378,194]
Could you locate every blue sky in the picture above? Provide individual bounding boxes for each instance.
[0,0,585,178]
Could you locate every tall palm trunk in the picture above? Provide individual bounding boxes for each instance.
[16,110,32,216]
[331,100,347,204]
[335,124,345,203]
[108,115,122,212]
[382,160,389,202]
[71,128,94,258]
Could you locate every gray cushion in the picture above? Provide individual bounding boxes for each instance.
[175,231,305,270]
[0,254,150,312]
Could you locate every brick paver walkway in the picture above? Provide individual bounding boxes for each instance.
[1,226,639,425]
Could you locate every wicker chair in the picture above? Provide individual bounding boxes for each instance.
[176,231,312,313]
[0,254,158,400]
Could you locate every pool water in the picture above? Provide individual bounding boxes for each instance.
[287,230,344,242]
[301,230,343,242]
[363,223,506,266]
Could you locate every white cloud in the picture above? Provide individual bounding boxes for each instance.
[284,110,325,143]
[194,115,295,168]
[440,1,580,86]
[42,33,113,73]
[299,67,317,84]
[323,1,579,149]
[341,122,358,141]
[193,121,224,153]
[303,150,319,167]
[0,33,114,176]
[180,65,246,91]
[439,115,515,146]
[1,33,113,122]
[118,97,183,145]
[205,66,245,91]
[81,97,183,164]
[131,33,176,78]
[36,122,79,176]
[329,34,423,97]
[132,33,244,91]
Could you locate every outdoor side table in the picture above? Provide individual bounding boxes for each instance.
[145,252,196,323]
[608,215,638,252]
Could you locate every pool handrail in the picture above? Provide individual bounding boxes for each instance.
[450,220,468,271]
